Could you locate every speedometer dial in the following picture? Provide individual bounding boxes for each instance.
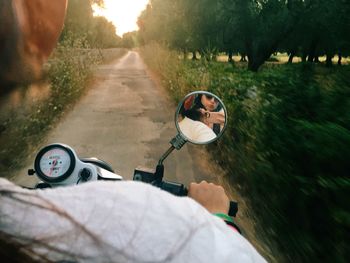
[39,148,71,178]
[34,144,76,183]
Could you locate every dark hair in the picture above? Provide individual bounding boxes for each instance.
[180,94,222,134]
[0,231,53,263]
[195,94,222,112]
[180,106,202,121]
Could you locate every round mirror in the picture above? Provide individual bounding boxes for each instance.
[175,91,227,145]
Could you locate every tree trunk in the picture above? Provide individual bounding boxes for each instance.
[307,39,318,62]
[248,60,261,72]
[326,53,333,67]
[307,55,314,62]
[228,50,234,63]
[247,43,278,72]
[302,53,307,62]
[314,56,320,63]
[338,54,342,65]
[191,51,197,60]
[288,50,296,63]
[248,54,266,72]
[240,54,247,62]
[183,50,187,60]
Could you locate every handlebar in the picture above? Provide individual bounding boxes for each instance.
[160,180,238,217]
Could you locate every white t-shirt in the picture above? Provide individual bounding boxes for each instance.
[0,178,266,263]
[178,117,216,143]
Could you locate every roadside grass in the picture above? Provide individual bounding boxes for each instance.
[140,43,350,262]
[0,45,126,178]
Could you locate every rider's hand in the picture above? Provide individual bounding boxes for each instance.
[188,181,230,214]
[199,109,225,125]
[207,111,225,125]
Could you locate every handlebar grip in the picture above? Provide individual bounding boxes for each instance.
[228,201,238,217]
[160,181,187,196]
[181,186,188,196]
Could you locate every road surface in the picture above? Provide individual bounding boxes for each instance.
[13,51,218,187]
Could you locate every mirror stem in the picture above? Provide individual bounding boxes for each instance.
[158,134,187,166]
[158,146,175,166]
[154,164,165,182]
[155,146,173,181]
[155,135,187,181]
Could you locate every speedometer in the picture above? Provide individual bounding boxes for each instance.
[34,144,76,183]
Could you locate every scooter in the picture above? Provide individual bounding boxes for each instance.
[27,91,238,217]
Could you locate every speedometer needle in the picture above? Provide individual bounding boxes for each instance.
[49,159,58,176]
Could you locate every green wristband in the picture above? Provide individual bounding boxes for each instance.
[213,213,234,223]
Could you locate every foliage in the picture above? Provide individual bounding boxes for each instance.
[140,43,211,101]
[140,44,350,262]
[120,31,139,48]
[138,0,350,71]
[60,0,121,48]
[89,16,122,48]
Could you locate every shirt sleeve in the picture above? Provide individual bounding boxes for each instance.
[0,178,267,263]
[193,121,217,142]
[179,117,216,143]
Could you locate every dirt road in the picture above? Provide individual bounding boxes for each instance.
[13,51,217,187]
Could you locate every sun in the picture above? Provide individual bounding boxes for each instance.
[92,0,149,37]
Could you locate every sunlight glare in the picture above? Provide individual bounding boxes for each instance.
[92,0,149,37]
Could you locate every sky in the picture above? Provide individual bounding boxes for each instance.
[92,0,149,37]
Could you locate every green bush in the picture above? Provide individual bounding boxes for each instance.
[141,45,350,262]
[214,64,350,262]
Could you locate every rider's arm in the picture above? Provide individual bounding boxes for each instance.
[0,178,266,262]
[188,180,241,232]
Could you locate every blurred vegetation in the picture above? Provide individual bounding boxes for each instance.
[140,43,350,262]
[138,0,350,71]
[120,31,140,49]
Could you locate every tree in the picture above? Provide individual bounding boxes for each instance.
[60,0,96,42]
[120,31,139,48]
[90,16,121,48]
[60,0,121,48]
[138,0,349,70]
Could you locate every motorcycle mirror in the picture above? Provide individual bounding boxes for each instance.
[175,91,227,145]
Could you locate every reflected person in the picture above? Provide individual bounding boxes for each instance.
[197,93,225,135]
[178,94,216,143]
[179,93,225,140]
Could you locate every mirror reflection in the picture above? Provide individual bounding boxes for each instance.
[176,92,227,144]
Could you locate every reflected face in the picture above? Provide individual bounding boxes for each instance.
[201,94,219,111]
